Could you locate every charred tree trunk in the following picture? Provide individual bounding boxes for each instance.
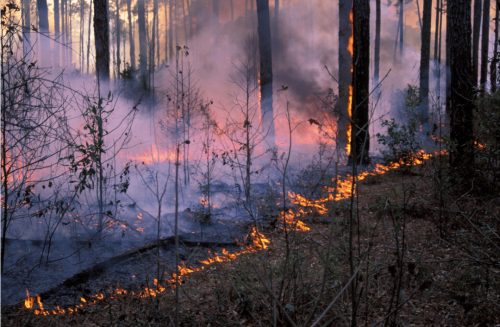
[446,6,451,120]
[420,0,433,126]
[127,0,135,69]
[491,1,499,92]
[480,0,490,91]
[473,0,482,87]
[449,0,474,171]
[37,0,50,66]
[137,0,147,82]
[352,0,370,166]
[94,0,110,82]
[374,0,380,91]
[256,0,275,149]
[116,0,121,78]
[338,0,353,153]
[434,0,441,63]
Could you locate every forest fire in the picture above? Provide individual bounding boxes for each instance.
[23,227,270,316]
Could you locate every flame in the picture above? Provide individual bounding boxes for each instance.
[23,148,450,317]
[346,10,354,154]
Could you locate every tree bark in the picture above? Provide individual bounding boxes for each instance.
[169,0,174,60]
[54,0,60,66]
[491,1,499,92]
[274,0,279,57]
[374,0,380,91]
[37,0,50,66]
[94,0,110,82]
[116,0,121,78]
[446,5,451,120]
[420,0,433,126]
[434,0,440,62]
[399,0,404,59]
[449,0,474,170]
[127,0,135,69]
[256,0,275,149]
[473,0,482,87]
[137,0,147,78]
[87,0,93,74]
[338,0,353,152]
[480,0,490,90]
[352,0,370,165]
[23,0,31,56]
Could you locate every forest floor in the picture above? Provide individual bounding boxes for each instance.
[2,155,500,326]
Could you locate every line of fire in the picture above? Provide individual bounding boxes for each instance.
[2,0,499,326]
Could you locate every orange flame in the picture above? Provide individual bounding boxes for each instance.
[346,9,354,154]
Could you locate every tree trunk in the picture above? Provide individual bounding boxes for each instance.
[230,0,234,22]
[37,0,50,66]
[480,0,490,90]
[491,1,499,92]
[274,0,279,57]
[338,0,353,152]
[473,0,482,87]
[80,0,85,71]
[94,0,110,82]
[54,0,60,65]
[116,0,121,78]
[87,0,93,74]
[420,0,433,127]
[446,6,451,120]
[23,0,31,56]
[434,0,440,62]
[169,0,174,60]
[374,0,380,91]
[352,0,370,166]
[137,0,147,79]
[256,0,275,149]
[399,0,404,59]
[127,0,135,69]
[449,0,474,171]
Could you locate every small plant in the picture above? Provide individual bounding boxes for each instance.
[376,84,423,168]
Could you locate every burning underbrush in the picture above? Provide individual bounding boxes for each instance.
[5,147,498,326]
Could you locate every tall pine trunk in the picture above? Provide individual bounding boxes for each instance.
[480,0,490,90]
[373,0,380,92]
[169,0,174,60]
[127,0,135,69]
[37,0,50,66]
[274,0,279,57]
[352,0,370,165]
[338,0,353,152]
[446,6,451,120]
[54,0,60,66]
[399,0,404,59]
[449,0,474,171]
[23,0,31,56]
[420,0,432,127]
[434,0,440,63]
[473,0,482,87]
[256,0,275,149]
[491,1,499,92]
[137,0,147,79]
[116,0,121,78]
[94,0,110,82]
[87,0,93,74]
